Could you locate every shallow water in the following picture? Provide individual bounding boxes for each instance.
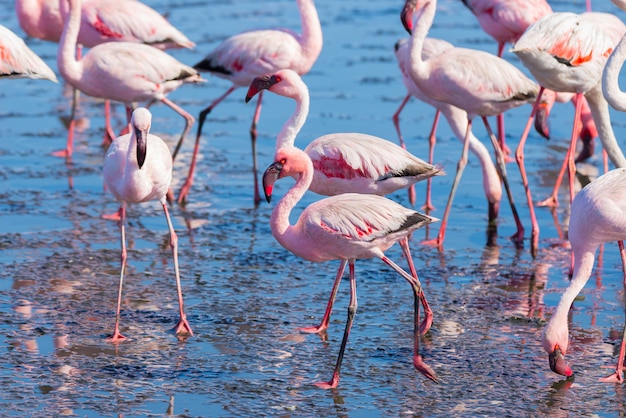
[2,0,626,416]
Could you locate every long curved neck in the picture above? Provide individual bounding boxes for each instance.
[407,0,436,85]
[296,0,323,73]
[585,84,626,168]
[270,150,314,250]
[603,35,626,113]
[57,0,83,86]
[275,87,310,151]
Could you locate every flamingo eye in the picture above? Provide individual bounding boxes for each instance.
[274,75,282,83]
[280,158,286,165]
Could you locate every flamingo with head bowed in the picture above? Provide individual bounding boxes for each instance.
[394,37,502,233]
[103,108,193,342]
[57,0,203,162]
[512,11,626,255]
[16,0,195,158]
[245,69,440,337]
[543,168,626,383]
[178,0,323,205]
[0,24,57,82]
[402,0,538,250]
[263,145,439,389]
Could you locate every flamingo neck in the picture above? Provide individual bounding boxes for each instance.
[275,87,310,151]
[543,249,595,354]
[408,0,436,84]
[603,35,626,114]
[57,0,83,86]
[270,150,314,251]
[585,85,626,168]
[296,0,323,73]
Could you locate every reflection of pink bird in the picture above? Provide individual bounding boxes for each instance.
[394,38,502,229]
[179,0,323,205]
[402,0,537,250]
[103,108,192,342]
[0,24,57,81]
[245,69,442,198]
[543,168,626,383]
[263,145,439,389]
[16,0,195,157]
[512,11,626,254]
[57,0,203,160]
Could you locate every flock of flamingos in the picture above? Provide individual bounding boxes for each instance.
[5,0,626,389]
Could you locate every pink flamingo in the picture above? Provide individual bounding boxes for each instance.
[103,107,192,342]
[245,69,441,338]
[245,69,443,198]
[0,24,57,82]
[512,11,626,255]
[263,145,439,389]
[57,0,203,161]
[402,0,537,250]
[178,0,323,205]
[394,37,502,228]
[16,0,195,158]
[542,168,626,383]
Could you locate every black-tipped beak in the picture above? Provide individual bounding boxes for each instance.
[549,346,573,377]
[400,0,417,34]
[245,74,279,103]
[262,161,283,203]
[534,104,550,140]
[135,126,148,169]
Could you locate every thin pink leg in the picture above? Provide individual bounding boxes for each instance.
[162,202,193,336]
[300,260,347,334]
[52,86,78,160]
[315,260,358,390]
[392,94,411,150]
[102,100,116,146]
[250,91,264,205]
[599,240,626,383]
[422,119,473,250]
[178,86,235,204]
[107,203,128,343]
[422,110,441,211]
[399,238,432,335]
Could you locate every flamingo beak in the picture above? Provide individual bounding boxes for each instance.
[245,74,279,103]
[548,345,573,377]
[534,103,551,140]
[262,161,283,203]
[400,0,419,34]
[135,126,148,169]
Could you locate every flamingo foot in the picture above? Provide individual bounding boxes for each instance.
[599,371,624,383]
[51,149,71,159]
[173,317,194,336]
[420,202,435,213]
[537,195,559,208]
[102,212,122,221]
[106,331,127,343]
[314,372,339,390]
[503,154,515,164]
[413,355,439,383]
[299,324,327,334]
[420,237,443,250]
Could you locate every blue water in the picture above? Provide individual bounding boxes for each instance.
[2,0,626,416]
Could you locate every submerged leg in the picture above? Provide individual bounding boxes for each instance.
[300,260,347,334]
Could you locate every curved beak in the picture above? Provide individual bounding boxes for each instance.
[534,103,550,140]
[262,161,283,203]
[135,126,148,169]
[245,74,279,103]
[548,345,573,377]
[400,1,416,34]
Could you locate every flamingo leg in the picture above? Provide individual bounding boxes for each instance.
[392,94,411,150]
[250,91,264,205]
[107,203,128,343]
[380,253,439,383]
[162,202,193,336]
[422,110,441,211]
[315,260,358,389]
[399,238,432,335]
[422,118,473,249]
[102,100,116,147]
[600,240,626,383]
[300,259,347,335]
[53,44,83,160]
[178,86,236,204]
[496,113,513,161]
[482,116,524,249]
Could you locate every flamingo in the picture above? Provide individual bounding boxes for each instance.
[263,146,439,389]
[57,0,203,161]
[245,69,440,336]
[16,0,195,158]
[394,37,502,229]
[178,0,323,205]
[542,168,626,383]
[512,11,626,255]
[402,0,537,250]
[102,107,192,342]
[0,24,57,82]
[245,69,443,198]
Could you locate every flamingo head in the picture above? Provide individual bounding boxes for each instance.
[400,0,430,34]
[542,320,573,378]
[262,158,283,203]
[130,108,152,169]
[246,69,305,102]
[262,147,311,203]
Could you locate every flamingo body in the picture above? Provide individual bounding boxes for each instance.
[0,24,57,81]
